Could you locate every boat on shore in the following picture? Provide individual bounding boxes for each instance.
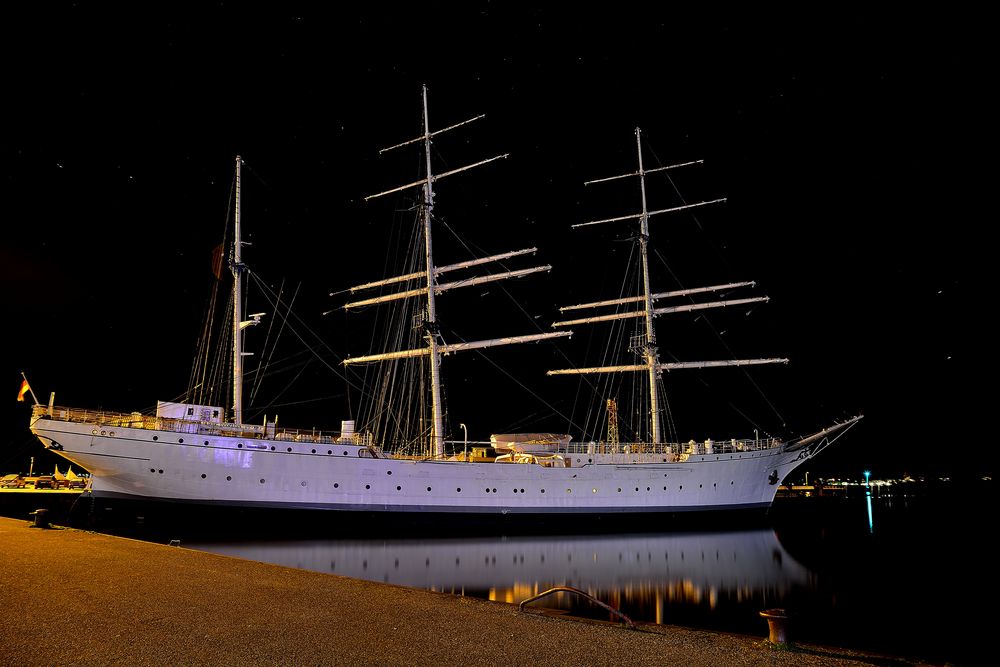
[27,88,860,528]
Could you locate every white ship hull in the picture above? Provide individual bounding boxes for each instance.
[30,407,842,516]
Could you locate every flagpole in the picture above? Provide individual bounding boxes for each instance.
[20,372,40,406]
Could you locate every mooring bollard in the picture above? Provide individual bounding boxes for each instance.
[29,508,50,529]
[759,608,791,644]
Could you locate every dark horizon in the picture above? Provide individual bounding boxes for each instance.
[2,5,990,480]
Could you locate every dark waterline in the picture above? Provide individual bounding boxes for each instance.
[3,481,992,665]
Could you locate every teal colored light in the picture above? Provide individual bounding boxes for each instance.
[866,493,874,533]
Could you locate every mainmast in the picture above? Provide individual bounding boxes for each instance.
[548,129,787,444]
[343,86,571,457]
[419,88,446,458]
[634,129,663,444]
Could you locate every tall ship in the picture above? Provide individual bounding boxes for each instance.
[27,88,860,525]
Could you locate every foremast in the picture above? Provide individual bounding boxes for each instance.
[231,155,245,425]
[548,129,787,444]
[229,155,261,426]
[343,86,571,457]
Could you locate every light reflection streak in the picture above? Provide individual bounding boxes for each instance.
[189,529,812,621]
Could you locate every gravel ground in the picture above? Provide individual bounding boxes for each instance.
[0,516,932,666]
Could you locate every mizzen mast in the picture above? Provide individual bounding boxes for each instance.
[344,86,571,457]
[548,129,786,444]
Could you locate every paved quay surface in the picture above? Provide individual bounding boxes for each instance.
[0,516,930,666]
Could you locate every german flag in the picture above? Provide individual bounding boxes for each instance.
[17,379,30,402]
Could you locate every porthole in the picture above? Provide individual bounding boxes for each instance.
[287,447,292,452]
[513,489,518,494]
[679,485,683,490]
[492,488,497,493]
[617,488,622,493]
[343,451,349,456]
[426,487,432,492]
[238,443,243,448]
[259,479,265,484]
[566,488,572,494]
[592,488,597,493]
[646,487,650,491]
[152,436,158,441]
[334,483,339,488]
[365,484,371,490]
[270,446,275,451]
[178,438,184,444]
[158,469,163,474]
[457,488,462,493]
[486,488,491,493]
[204,440,209,446]
[327,450,332,455]
[311,449,316,454]
[663,486,667,490]
[520,489,525,493]
[699,484,703,488]
[396,486,401,491]
[201,474,206,479]
[541,489,545,493]
[226,476,232,481]
[301,481,307,487]
[387,471,392,475]
[150,468,155,473]
[635,487,639,492]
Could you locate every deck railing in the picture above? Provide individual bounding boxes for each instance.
[32,404,775,456]
[563,437,781,456]
[31,404,372,446]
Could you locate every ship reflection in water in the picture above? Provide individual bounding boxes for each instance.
[189,529,812,626]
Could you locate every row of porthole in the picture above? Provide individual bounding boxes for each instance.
[148,472,736,493]
[149,469,235,482]
[138,436,767,464]
[129,433,759,464]
[337,482,738,494]
[142,435,358,458]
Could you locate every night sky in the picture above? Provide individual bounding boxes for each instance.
[2,4,990,480]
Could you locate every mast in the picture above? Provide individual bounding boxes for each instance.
[635,128,663,444]
[346,87,571,457]
[549,130,787,442]
[420,86,446,458]
[231,155,244,425]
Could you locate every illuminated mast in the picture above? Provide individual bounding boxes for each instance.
[231,155,244,425]
[549,129,785,444]
[230,155,261,425]
[343,86,571,457]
